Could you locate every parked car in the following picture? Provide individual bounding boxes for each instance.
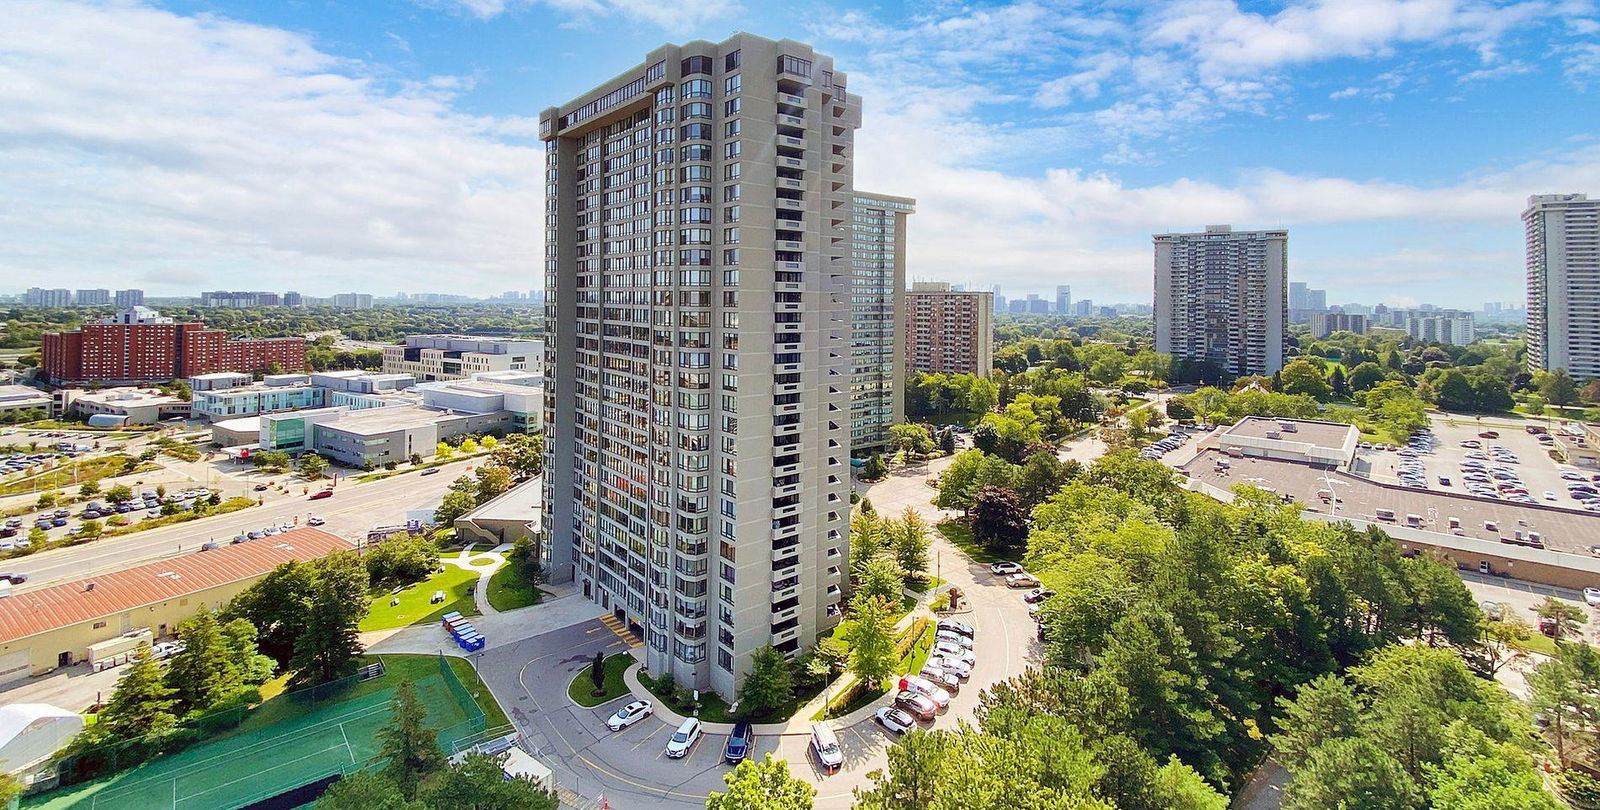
[935,630,974,650]
[1586,588,1600,608]
[932,642,977,669]
[1022,588,1057,604]
[606,699,653,731]
[936,619,974,638]
[723,721,754,764]
[1479,431,1499,438]
[1004,573,1040,588]
[989,561,1023,576]
[1479,601,1504,621]
[919,666,960,692]
[309,490,333,500]
[894,690,937,722]
[927,654,972,679]
[253,483,270,491]
[1540,617,1560,637]
[665,718,702,758]
[874,707,916,735]
[897,675,951,710]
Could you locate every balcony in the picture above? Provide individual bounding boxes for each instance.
[772,482,800,498]
[777,238,803,250]
[779,114,805,128]
[772,622,800,644]
[776,197,804,211]
[779,92,806,107]
[771,603,799,624]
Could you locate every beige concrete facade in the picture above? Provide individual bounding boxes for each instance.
[904,282,994,378]
[1525,193,1600,379]
[540,34,857,700]
[1154,225,1287,377]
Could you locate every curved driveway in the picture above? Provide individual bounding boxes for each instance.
[476,457,1044,808]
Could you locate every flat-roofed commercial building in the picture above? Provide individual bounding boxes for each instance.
[1526,193,1600,379]
[1210,416,1360,468]
[849,192,915,452]
[381,335,544,382]
[1154,225,1287,377]
[0,529,352,685]
[61,388,189,425]
[0,385,51,419]
[904,282,994,377]
[540,34,856,699]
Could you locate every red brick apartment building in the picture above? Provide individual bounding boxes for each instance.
[41,307,306,385]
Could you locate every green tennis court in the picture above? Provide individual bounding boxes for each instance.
[29,672,477,810]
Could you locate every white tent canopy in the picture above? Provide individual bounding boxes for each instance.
[0,704,82,775]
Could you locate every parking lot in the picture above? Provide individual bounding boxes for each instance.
[1183,450,1600,558]
[1361,416,1599,513]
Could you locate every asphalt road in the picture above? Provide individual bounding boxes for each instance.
[473,459,1044,809]
[0,457,483,587]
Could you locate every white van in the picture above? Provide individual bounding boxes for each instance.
[1375,508,1396,522]
[811,722,843,774]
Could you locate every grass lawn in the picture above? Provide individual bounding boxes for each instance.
[638,669,737,723]
[485,563,545,612]
[567,653,633,707]
[936,520,1022,564]
[0,456,160,496]
[360,565,480,632]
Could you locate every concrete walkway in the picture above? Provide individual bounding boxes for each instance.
[441,543,508,616]
[615,606,933,737]
[362,581,591,656]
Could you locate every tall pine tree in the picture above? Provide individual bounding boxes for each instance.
[376,679,444,800]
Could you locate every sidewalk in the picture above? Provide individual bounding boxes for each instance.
[363,582,591,656]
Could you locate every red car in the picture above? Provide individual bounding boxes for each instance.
[309,490,333,500]
[1479,431,1499,439]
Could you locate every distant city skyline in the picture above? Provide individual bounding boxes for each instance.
[3,2,1598,306]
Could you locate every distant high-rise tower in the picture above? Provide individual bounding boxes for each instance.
[540,34,856,699]
[74,289,111,306]
[1154,225,1287,377]
[1055,284,1071,314]
[1525,193,1600,378]
[849,192,915,452]
[905,282,993,377]
[113,289,145,308]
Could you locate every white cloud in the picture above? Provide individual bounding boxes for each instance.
[427,0,738,28]
[0,0,543,295]
[1148,0,1556,77]
[1306,112,1333,120]
[1564,41,1600,88]
[1457,60,1535,82]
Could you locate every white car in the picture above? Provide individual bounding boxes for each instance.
[1005,573,1040,588]
[605,699,653,731]
[989,561,1023,576]
[1545,491,1560,502]
[1586,588,1600,607]
[874,706,916,734]
[932,642,976,669]
[935,630,974,650]
[306,516,325,526]
[927,654,972,679]
[665,717,702,758]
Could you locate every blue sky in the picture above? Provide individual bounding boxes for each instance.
[2,0,1598,308]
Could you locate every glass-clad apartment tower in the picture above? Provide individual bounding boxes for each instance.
[848,192,914,453]
[539,34,857,698]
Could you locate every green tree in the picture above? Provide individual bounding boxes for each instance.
[1540,368,1581,409]
[859,453,887,481]
[1278,360,1332,400]
[97,645,178,740]
[1272,673,1362,771]
[1435,369,1478,411]
[79,480,100,498]
[105,484,133,503]
[435,441,454,460]
[487,432,543,478]
[0,773,21,808]
[892,509,930,581]
[376,679,445,800]
[422,752,557,810]
[224,559,315,664]
[706,753,815,810]
[854,555,904,610]
[474,464,513,504]
[78,518,102,538]
[1015,450,1071,510]
[297,452,328,480]
[738,645,794,717]
[1282,737,1420,810]
[27,526,48,547]
[165,607,240,713]
[939,428,957,455]
[888,423,934,459]
[970,486,1028,553]
[1348,361,1389,392]
[290,553,367,686]
[843,596,897,688]
[1327,365,1349,398]
[314,770,416,810]
[433,476,480,526]
[364,533,440,586]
